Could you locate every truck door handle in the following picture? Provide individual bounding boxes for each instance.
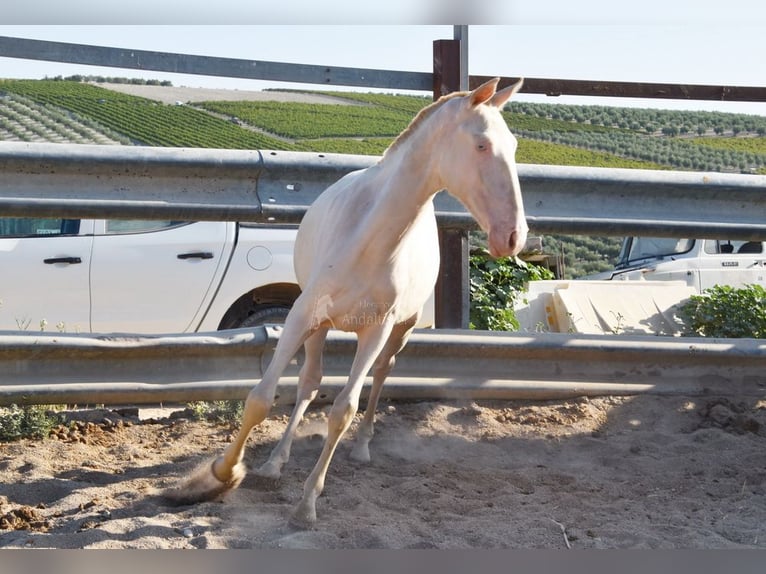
[177,251,214,260]
[44,256,82,265]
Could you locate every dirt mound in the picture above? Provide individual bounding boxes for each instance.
[696,398,764,435]
[0,498,50,532]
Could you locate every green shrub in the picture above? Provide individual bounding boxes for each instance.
[469,250,554,331]
[679,284,766,338]
[187,400,244,425]
[0,404,61,441]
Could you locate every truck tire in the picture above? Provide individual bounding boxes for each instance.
[236,305,291,328]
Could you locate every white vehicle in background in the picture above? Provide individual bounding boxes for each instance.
[516,236,765,335]
[0,217,435,334]
[590,236,765,292]
[0,218,302,334]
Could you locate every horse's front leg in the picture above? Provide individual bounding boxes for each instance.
[350,314,418,463]
[255,327,328,482]
[290,318,396,528]
[163,297,318,505]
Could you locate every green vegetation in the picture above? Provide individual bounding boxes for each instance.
[506,100,766,173]
[47,74,174,86]
[689,136,766,154]
[0,404,62,441]
[469,250,555,331]
[198,100,412,140]
[509,100,766,138]
[187,400,244,425]
[544,234,624,279]
[300,137,393,155]
[273,89,430,114]
[679,284,766,338]
[504,110,626,134]
[516,139,667,170]
[688,136,766,174]
[0,80,299,150]
[523,129,766,173]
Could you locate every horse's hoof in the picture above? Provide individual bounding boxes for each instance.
[288,502,317,530]
[251,466,282,490]
[349,444,371,463]
[254,460,283,481]
[162,459,245,506]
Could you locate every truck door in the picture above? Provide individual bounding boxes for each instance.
[0,218,93,332]
[89,221,232,333]
[698,239,765,291]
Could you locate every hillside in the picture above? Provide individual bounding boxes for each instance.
[2,78,765,277]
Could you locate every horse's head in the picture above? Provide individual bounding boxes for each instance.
[437,77,527,258]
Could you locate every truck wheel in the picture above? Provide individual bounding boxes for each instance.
[236,305,291,328]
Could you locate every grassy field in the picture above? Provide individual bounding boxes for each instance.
[0,80,301,150]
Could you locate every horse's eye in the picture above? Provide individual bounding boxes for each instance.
[477,143,488,152]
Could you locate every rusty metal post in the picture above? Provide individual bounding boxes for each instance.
[433,35,470,328]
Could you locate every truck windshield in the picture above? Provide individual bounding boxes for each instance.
[622,237,695,266]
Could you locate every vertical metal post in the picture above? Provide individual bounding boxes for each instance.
[454,25,469,91]
[433,30,470,329]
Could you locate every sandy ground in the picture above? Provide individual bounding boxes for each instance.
[1,393,765,549]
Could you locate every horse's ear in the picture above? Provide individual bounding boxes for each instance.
[490,78,524,108]
[469,78,500,107]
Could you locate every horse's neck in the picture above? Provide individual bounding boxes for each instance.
[296,125,443,290]
[371,128,443,224]
[353,162,435,263]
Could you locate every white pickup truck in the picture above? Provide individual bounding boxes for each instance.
[516,236,765,335]
[0,217,302,334]
[591,236,766,291]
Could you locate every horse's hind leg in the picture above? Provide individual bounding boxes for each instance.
[290,319,396,527]
[350,314,418,463]
[255,327,328,482]
[163,297,317,505]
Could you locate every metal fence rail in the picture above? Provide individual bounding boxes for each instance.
[0,36,434,92]
[1,142,765,239]
[2,327,764,406]
[3,36,766,104]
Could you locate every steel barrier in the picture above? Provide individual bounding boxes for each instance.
[1,142,765,239]
[1,327,764,406]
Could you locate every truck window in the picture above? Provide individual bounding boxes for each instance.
[626,237,694,263]
[0,218,79,237]
[104,220,186,234]
[738,241,764,254]
[703,239,763,255]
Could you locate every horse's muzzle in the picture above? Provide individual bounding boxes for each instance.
[488,227,527,258]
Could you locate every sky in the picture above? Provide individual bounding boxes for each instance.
[0,1,765,115]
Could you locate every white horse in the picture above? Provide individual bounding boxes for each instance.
[167,77,527,527]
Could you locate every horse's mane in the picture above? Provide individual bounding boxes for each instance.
[381,91,467,161]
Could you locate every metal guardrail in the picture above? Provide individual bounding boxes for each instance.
[2,327,764,406]
[1,142,765,239]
